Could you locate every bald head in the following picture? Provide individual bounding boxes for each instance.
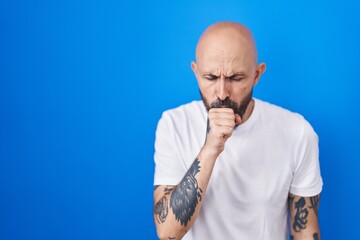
[195,22,258,67]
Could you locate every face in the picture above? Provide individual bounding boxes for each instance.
[192,45,265,119]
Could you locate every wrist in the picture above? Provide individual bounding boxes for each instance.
[199,144,222,160]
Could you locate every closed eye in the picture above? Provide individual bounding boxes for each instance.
[227,74,246,81]
[203,74,219,81]
[229,76,244,81]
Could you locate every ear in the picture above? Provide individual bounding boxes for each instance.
[191,61,198,77]
[253,62,266,86]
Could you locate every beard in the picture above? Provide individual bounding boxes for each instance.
[200,89,253,118]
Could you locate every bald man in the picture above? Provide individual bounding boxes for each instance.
[153,22,322,240]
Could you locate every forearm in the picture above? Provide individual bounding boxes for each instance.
[290,229,320,240]
[289,194,321,240]
[154,147,218,240]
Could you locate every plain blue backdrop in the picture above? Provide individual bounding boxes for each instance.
[1,0,359,239]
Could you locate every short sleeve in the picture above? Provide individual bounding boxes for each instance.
[290,119,323,197]
[153,111,186,186]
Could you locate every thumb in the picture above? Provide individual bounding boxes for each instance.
[235,114,242,125]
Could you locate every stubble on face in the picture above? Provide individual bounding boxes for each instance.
[200,89,253,118]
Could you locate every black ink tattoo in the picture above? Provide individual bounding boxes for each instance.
[293,197,309,232]
[309,195,320,217]
[154,196,168,223]
[170,159,203,226]
[154,187,174,223]
[313,233,319,240]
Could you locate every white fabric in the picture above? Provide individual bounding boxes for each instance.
[153,98,323,240]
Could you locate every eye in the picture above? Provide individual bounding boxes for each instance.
[229,75,245,81]
[204,75,218,81]
[230,77,244,81]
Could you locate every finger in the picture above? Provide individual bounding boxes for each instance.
[209,113,235,121]
[209,108,234,114]
[210,118,236,128]
[209,110,236,120]
[235,114,242,125]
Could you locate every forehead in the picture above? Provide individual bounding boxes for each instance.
[195,26,257,73]
[197,48,254,73]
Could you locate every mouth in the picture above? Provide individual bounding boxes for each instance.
[218,103,232,108]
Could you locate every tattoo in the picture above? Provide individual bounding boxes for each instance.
[170,158,203,226]
[154,185,159,190]
[309,195,320,217]
[293,197,309,232]
[154,187,174,223]
[313,233,319,240]
[154,196,168,223]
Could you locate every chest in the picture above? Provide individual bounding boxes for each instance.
[208,134,294,207]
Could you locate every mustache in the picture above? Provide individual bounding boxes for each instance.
[210,97,239,109]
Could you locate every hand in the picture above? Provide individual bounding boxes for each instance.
[204,108,241,155]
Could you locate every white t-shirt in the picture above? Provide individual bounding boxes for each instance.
[153,98,323,240]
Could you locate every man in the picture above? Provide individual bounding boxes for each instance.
[153,21,322,240]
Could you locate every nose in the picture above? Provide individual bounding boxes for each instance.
[216,76,230,100]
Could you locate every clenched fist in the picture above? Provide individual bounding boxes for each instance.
[204,108,242,155]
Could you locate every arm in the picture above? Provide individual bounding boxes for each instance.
[153,148,218,239]
[288,193,321,240]
[153,108,241,240]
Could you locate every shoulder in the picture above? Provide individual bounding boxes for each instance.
[156,100,207,136]
[256,98,308,124]
[162,100,205,118]
[160,100,206,125]
[256,98,302,120]
[255,98,317,139]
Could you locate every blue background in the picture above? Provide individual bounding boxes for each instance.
[1,0,359,239]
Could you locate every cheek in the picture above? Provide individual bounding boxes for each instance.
[199,79,214,88]
[199,80,216,94]
[231,84,252,101]
[231,83,247,95]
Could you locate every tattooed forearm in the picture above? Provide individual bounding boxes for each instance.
[154,187,174,223]
[170,158,203,226]
[313,233,319,240]
[309,195,320,217]
[293,197,309,232]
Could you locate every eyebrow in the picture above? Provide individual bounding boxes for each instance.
[225,73,246,78]
[203,73,219,78]
[202,72,246,78]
